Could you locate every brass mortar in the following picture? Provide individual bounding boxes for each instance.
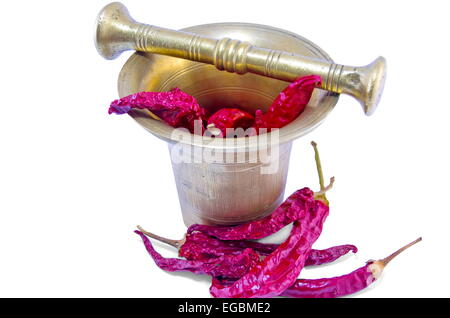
[94,3,385,225]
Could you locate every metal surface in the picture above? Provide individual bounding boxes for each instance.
[96,2,386,115]
[116,21,339,226]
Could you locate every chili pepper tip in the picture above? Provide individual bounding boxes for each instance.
[311,141,326,191]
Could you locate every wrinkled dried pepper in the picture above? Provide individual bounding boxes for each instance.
[109,88,205,133]
[255,75,322,130]
[181,232,356,266]
[301,244,358,266]
[281,237,422,298]
[134,230,259,279]
[137,226,357,265]
[210,197,330,298]
[206,108,255,137]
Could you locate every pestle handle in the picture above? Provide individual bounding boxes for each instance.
[95,2,386,115]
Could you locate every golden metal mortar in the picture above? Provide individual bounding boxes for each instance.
[94,2,385,226]
[95,2,386,115]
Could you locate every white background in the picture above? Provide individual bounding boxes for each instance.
[0,0,449,298]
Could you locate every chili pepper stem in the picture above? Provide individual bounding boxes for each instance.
[136,225,184,249]
[311,141,333,204]
[369,237,422,279]
[380,237,422,266]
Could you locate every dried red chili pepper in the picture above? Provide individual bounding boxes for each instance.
[281,237,422,298]
[209,142,332,298]
[210,198,330,298]
[302,244,358,266]
[181,232,356,265]
[134,230,259,279]
[137,226,357,266]
[255,75,322,130]
[108,88,205,133]
[206,108,255,137]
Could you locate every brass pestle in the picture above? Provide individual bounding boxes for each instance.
[95,2,386,115]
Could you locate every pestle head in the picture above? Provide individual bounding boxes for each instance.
[360,56,387,116]
[94,2,136,60]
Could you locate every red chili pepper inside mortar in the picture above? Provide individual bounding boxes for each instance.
[206,108,255,137]
[108,88,205,133]
[255,75,322,130]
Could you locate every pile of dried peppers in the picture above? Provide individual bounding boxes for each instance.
[109,75,322,136]
[110,74,421,297]
[135,142,421,298]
